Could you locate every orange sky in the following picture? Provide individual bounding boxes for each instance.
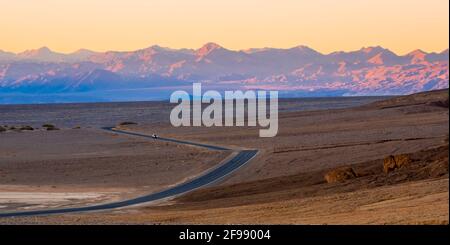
[0,0,448,54]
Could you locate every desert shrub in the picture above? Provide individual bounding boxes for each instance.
[20,125,34,131]
[8,126,22,132]
[0,126,6,132]
[42,124,59,131]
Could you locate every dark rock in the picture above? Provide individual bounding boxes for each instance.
[118,121,138,126]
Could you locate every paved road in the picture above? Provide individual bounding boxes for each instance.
[0,128,257,218]
[103,127,230,151]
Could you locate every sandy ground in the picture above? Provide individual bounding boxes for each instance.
[131,90,449,184]
[6,178,445,225]
[0,128,228,211]
[0,89,448,224]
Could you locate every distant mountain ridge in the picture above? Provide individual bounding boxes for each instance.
[0,43,448,99]
[2,47,99,63]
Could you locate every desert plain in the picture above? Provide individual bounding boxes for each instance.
[0,90,448,224]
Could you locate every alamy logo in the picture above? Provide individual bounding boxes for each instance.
[170,83,278,137]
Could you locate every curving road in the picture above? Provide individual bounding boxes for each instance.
[0,127,257,218]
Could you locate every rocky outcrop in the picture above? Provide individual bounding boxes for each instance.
[383,154,411,173]
[324,167,358,183]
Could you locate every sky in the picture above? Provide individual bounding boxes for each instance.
[0,0,448,55]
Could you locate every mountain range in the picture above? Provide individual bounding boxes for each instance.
[0,43,448,103]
